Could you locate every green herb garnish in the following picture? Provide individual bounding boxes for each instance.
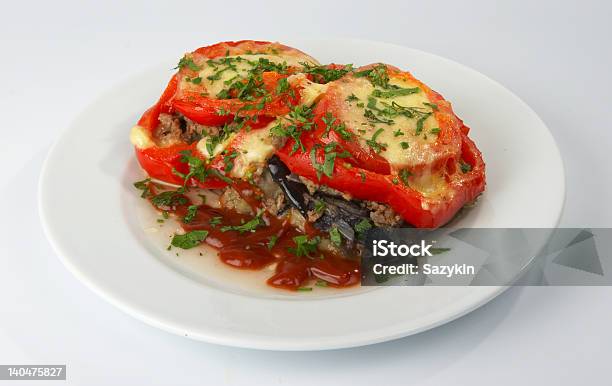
[151,190,187,208]
[365,128,387,153]
[354,64,389,88]
[183,205,198,223]
[209,216,222,227]
[220,213,263,233]
[329,227,342,247]
[300,63,353,83]
[460,161,472,173]
[314,200,326,213]
[354,219,372,234]
[346,93,359,102]
[289,235,320,258]
[414,113,431,136]
[133,178,151,198]
[399,169,412,186]
[371,87,419,98]
[267,235,278,250]
[176,56,202,71]
[171,230,208,249]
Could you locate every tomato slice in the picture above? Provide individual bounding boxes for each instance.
[275,64,485,228]
[276,130,485,228]
[310,65,464,177]
[172,40,319,125]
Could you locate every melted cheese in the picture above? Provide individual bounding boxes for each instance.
[195,120,278,179]
[288,73,329,106]
[229,123,277,178]
[183,54,319,98]
[410,167,452,200]
[196,135,229,159]
[130,125,155,149]
[192,74,328,179]
[335,76,440,170]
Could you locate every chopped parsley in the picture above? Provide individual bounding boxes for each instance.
[355,219,371,232]
[423,102,438,110]
[300,63,353,83]
[371,87,420,98]
[354,64,389,88]
[133,178,151,198]
[400,141,409,149]
[209,216,222,227]
[314,200,326,213]
[430,127,441,135]
[222,150,239,173]
[354,219,372,235]
[346,93,359,102]
[399,169,412,186]
[460,161,472,173]
[275,77,290,95]
[289,235,321,258]
[270,105,314,155]
[151,190,187,208]
[267,235,278,250]
[171,230,208,249]
[220,213,263,233]
[174,150,209,188]
[217,107,230,116]
[183,205,198,223]
[365,128,387,153]
[364,109,394,125]
[414,112,432,136]
[310,142,350,180]
[329,227,342,247]
[209,169,234,184]
[175,55,202,71]
[322,113,352,140]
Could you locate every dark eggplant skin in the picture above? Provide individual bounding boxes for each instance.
[267,155,310,216]
[267,156,373,245]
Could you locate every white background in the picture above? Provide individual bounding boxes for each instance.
[1,0,611,384]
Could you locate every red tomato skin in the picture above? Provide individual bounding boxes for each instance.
[173,41,316,126]
[137,74,178,131]
[135,143,193,186]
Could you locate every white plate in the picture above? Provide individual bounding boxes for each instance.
[39,38,565,350]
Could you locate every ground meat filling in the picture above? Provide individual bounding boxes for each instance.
[363,201,402,227]
[292,174,403,228]
[154,113,219,146]
[220,187,252,215]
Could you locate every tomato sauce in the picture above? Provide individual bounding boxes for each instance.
[148,183,360,291]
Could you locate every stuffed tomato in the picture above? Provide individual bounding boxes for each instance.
[129,41,486,291]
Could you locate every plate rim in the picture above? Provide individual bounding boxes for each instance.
[38,38,565,350]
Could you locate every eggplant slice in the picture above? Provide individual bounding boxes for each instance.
[267,155,378,246]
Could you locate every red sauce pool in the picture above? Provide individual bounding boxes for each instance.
[149,182,360,291]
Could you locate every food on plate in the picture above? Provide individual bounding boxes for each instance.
[130,40,486,291]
